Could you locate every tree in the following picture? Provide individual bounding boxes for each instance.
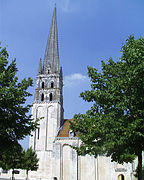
[0,143,23,180]
[22,147,39,180]
[135,165,144,180]
[0,45,38,157]
[70,35,144,180]
[0,146,39,180]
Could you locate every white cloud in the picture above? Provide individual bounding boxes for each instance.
[64,73,88,87]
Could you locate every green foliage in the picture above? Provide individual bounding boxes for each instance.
[0,44,38,156]
[70,35,144,179]
[0,143,23,180]
[22,147,39,172]
[0,143,23,170]
[22,147,39,179]
[0,146,39,180]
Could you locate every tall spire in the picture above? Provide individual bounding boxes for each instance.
[43,5,60,74]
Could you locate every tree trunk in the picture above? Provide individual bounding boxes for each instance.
[138,150,142,180]
[12,169,14,180]
[26,170,28,180]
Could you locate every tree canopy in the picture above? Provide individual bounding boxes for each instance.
[70,35,144,180]
[0,45,38,156]
[0,146,39,180]
[0,143,23,180]
[22,147,39,180]
[0,143,23,171]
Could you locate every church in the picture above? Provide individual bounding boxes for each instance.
[28,6,137,180]
[0,6,137,180]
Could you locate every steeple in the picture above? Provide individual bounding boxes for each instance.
[43,5,60,74]
[30,6,64,179]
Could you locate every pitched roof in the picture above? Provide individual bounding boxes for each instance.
[57,119,73,137]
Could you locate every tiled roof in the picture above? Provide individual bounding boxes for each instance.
[57,119,73,137]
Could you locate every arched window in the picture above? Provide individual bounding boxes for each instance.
[118,174,125,180]
[51,82,54,88]
[42,82,44,88]
[49,93,52,101]
[69,130,74,138]
[41,93,44,101]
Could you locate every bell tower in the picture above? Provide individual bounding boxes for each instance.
[29,6,64,179]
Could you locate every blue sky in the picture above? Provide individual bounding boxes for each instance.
[0,0,144,149]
